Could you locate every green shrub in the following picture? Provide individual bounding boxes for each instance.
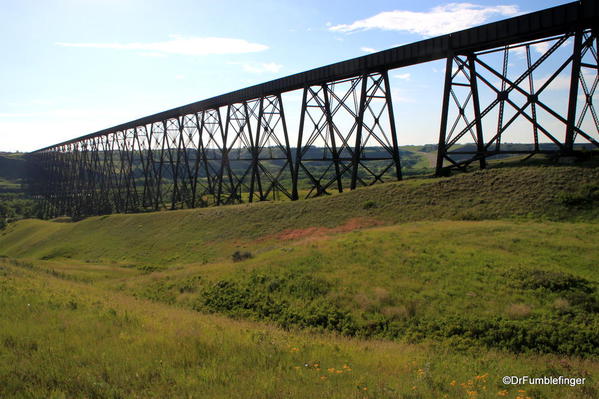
[506,268,594,293]
[558,183,599,207]
[191,267,599,357]
[195,271,354,334]
[362,200,378,210]
[248,272,331,300]
[401,315,599,357]
[136,264,164,274]
[231,251,253,262]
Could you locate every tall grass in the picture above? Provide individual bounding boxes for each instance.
[1,260,596,398]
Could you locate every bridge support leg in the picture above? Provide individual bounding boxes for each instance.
[383,70,403,182]
[436,55,454,176]
[350,74,369,190]
[566,29,583,152]
[468,54,487,169]
[292,88,308,201]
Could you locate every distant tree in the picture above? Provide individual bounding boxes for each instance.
[0,202,15,229]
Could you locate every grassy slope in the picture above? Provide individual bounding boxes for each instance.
[1,259,597,399]
[1,164,598,398]
[111,220,599,357]
[1,166,597,265]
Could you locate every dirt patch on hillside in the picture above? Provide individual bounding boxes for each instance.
[273,217,385,241]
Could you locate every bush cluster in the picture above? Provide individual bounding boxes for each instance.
[401,315,599,357]
[506,268,595,293]
[558,183,599,207]
[195,272,356,334]
[231,251,253,262]
[191,269,599,357]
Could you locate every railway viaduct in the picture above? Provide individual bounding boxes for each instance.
[28,1,599,218]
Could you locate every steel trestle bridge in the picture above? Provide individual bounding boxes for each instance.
[28,1,599,218]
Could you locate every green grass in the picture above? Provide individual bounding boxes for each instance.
[1,165,598,265]
[1,259,597,399]
[0,178,20,191]
[1,164,598,397]
[110,220,599,357]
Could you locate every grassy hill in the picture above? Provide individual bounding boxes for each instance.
[0,164,598,398]
[1,165,597,264]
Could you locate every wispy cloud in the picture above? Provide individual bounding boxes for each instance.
[329,3,519,37]
[391,88,414,103]
[56,35,269,56]
[534,71,594,92]
[393,73,411,80]
[360,47,377,54]
[138,52,167,58]
[240,62,283,74]
[511,41,552,58]
[0,112,38,118]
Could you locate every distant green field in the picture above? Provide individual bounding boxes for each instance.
[0,164,598,398]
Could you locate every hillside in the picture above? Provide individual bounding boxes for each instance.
[1,165,597,264]
[1,164,598,398]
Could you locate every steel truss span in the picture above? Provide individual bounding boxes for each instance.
[436,28,599,172]
[28,1,598,218]
[29,73,401,218]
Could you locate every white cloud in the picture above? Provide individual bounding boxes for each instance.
[138,52,167,58]
[534,70,595,92]
[360,47,377,53]
[393,73,411,80]
[0,112,38,118]
[391,88,414,103]
[329,3,519,37]
[510,46,526,58]
[534,74,571,91]
[56,35,269,56]
[511,41,552,58]
[175,74,185,80]
[241,62,283,74]
[532,42,550,55]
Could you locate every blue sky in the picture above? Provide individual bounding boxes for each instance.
[0,0,576,151]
